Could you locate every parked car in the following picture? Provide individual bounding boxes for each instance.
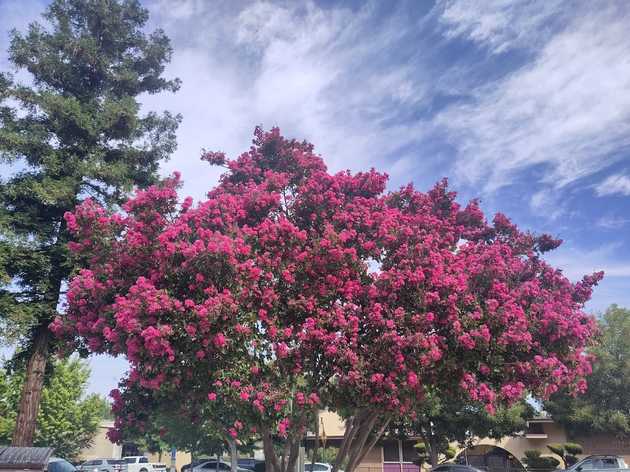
[237,459,264,471]
[305,464,333,472]
[78,459,126,472]
[182,460,212,472]
[48,457,77,472]
[561,456,629,472]
[431,465,485,472]
[123,456,167,472]
[191,460,250,472]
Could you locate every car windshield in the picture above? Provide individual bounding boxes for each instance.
[49,459,77,472]
[305,465,329,472]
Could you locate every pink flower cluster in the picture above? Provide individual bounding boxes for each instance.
[54,127,602,443]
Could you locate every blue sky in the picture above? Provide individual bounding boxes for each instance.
[1,0,629,397]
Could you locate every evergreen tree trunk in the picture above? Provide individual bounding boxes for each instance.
[12,329,50,445]
[12,218,66,446]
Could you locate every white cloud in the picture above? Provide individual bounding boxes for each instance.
[436,2,630,194]
[437,0,566,54]
[595,173,630,197]
[529,189,566,220]
[139,0,432,201]
[545,242,630,281]
[596,214,630,229]
[0,0,45,71]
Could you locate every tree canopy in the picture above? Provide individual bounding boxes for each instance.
[53,128,602,472]
[0,0,180,445]
[0,357,109,459]
[545,304,630,436]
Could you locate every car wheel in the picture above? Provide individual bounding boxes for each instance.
[140,468,148,472]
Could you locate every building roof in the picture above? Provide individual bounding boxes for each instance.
[527,416,554,423]
[0,447,54,470]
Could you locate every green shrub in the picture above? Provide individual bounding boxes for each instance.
[564,444,583,456]
[522,450,560,471]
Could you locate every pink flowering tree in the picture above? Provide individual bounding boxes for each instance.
[53,128,602,472]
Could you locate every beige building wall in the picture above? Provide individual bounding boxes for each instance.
[79,421,123,461]
[477,421,568,465]
[145,450,192,471]
[356,444,383,472]
[319,410,347,438]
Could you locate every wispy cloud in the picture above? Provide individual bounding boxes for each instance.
[596,214,630,229]
[437,0,566,54]
[435,1,630,195]
[545,242,630,281]
[529,189,567,221]
[141,0,433,200]
[595,173,630,197]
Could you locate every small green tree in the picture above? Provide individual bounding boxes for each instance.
[547,443,582,469]
[545,305,630,436]
[307,448,349,469]
[0,357,109,459]
[522,450,560,472]
[0,0,180,445]
[392,387,534,466]
[412,442,456,467]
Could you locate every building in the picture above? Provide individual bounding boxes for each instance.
[305,413,630,472]
[80,422,122,461]
[81,414,630,472]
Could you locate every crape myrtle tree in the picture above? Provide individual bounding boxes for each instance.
[0,0,180,445]
[52,128,602,472]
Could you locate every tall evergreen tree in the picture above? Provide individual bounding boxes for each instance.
[0,0,180,445]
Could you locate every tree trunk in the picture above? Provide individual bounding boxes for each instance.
[262,429,280,472]
[311,412,320,466]
[333,411,390,472]
[13,217,68,447]
[350,417,391,471]
[427,438,438,468]
[228,438,239,472]
[12,329,50,446]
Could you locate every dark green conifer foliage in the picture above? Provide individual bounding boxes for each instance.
[0,0,181,445]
